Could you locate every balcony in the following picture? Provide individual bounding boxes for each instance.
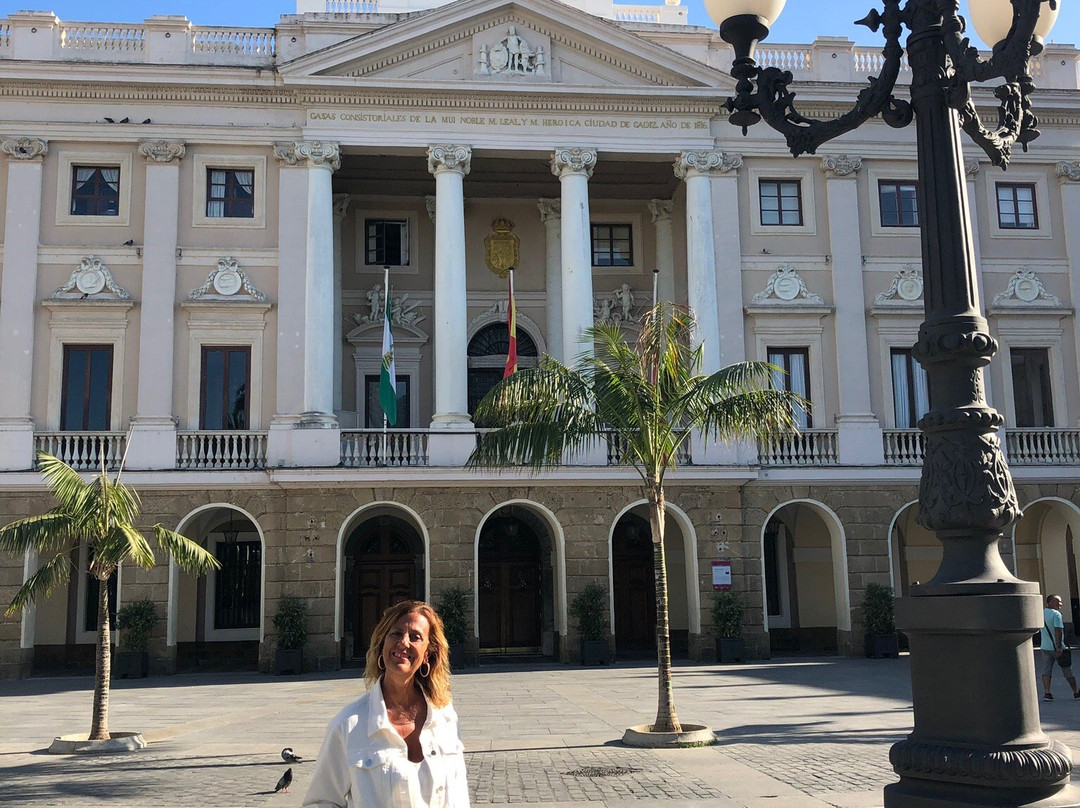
[1005,428,1080,466]
[176,431,267,470]
[883,429,925,466]
[340,429,429,467]
[33,432,126,471]
[758,430,840,467]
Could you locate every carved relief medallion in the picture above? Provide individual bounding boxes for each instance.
[484,218,520,279]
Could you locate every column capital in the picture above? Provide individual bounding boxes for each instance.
[537,198,561,223]
[820,154,862,178]
[674,150,740,180]
[1056,161,1080,184]
[1,136,48,161]
[427,144,471,176]
[137,139,186,164]
[965,158,981,178]
[648,198,674,223]
[550,147,596,179]
[275,141,341,171]
[333,193,351,222]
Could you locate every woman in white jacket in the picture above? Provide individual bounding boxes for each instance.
[303,600,470,808]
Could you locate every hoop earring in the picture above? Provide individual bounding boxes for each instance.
[419,660,431,678]
[378,655,385,671]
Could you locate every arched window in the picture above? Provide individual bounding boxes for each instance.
[467,323,538,418]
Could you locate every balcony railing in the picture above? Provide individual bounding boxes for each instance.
[34,432,126,471]
[176,431,267,470]
[341,430,429,467]
[758,430,839,467]
[883,429,925,466]
[604,430,691,466]
[1005,428,1080,466]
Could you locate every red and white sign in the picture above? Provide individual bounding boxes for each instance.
[712,560,732,591]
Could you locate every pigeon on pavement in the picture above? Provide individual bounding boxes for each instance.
[281,747,303,764]
[275,768,293,794]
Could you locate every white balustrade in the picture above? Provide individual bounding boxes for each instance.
[176,431,268,470]
[60,24,145,51]
[604,430,691,466]
[883,429,924,465]
[192,27,276,56]
[0,21,11,49]
[323,0,380,12]
[1005,428,1080,465]
[756,46,812,72]
[853,47,910,75]
[34,432,126,471]
[758,430,839,467]
[341,430,429,467]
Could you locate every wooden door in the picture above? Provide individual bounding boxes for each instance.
[613,515,655,655]
[348,520,418,659]
[477,518,542,652]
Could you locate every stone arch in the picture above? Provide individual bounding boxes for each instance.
[607,499,699,659]
[336,502,430,658]
[886,499,940,597]
[474,499,566,658]
[1011,497,1080,633]
[466,317,544,421]
[168,503,266,670]
[759,499,850,655]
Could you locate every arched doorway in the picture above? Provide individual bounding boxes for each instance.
[477,509,549,655]
[467,323,538,421]
[1013,499,1080,638]
[343,514,425,660]
[889,501,940,598]
[761,501,849,656]
[612,512,655,657]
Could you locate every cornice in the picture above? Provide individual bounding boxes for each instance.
[0,80,297,106]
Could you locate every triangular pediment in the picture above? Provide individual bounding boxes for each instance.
[281,0,726,90]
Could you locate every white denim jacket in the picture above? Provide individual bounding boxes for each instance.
[302,679,470,808]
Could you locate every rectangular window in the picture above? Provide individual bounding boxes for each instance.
[214,540,261,630]
[366,219,410,266]
[61,345,113,431]
[1011,347,1054,427]
[591,223,633,267]
[767,347,812,429]
[879,181,919,227]
[206,168,255,219]
[70,165,121,216]
[365,374,411,428]
[996,183,1038,229]
[759,180,803,226]
[200,346,250,430]
[891,348,930,428]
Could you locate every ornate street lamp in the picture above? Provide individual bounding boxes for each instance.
[705,1,1077,807]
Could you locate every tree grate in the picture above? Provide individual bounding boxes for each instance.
[564,766,642,778]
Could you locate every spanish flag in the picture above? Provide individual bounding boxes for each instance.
[503,268,517,378]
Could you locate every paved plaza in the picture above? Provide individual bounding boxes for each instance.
[2,657,1078,808]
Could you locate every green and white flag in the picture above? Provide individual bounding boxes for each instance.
[379,271,397,426]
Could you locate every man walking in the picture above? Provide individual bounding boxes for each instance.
[1039,594,1079,701]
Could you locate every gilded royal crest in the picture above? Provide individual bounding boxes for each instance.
[484,218,520,279]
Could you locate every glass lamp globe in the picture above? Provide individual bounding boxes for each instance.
[968,0,1059,48]
[704,0,786,29]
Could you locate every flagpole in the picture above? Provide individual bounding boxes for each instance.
[652,267,659,307]
[381,265,390,466]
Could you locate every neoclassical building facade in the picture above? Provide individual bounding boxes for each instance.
[1,0,1080,676]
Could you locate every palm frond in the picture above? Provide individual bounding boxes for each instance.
[36,452,92,511]
[0,511,80,556]
[97,524,156,570]
[5,551,73,615]
[684,362,804,443]
[154,526,220,574]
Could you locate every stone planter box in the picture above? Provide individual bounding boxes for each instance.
[865,633,899,659]
[715,637,745,663]
[272,648,303,675]
[580,639,609,665]
[113,651,149,679]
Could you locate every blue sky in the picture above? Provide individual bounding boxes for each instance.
[2,1,1075,50]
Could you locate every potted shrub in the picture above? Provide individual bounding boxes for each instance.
[437,586,472,669]
[114,600,158,679]
[712,590,746,663]
[569,582,610,665]
[272,594,307,675]
[863,582,899,659]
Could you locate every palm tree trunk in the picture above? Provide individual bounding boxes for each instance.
[89,574,111,740]
[649,483,681,733]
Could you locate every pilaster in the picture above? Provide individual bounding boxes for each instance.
[332,194,351,414]
[0,137,48,470]
[538,198,563,362]
[647,199,676,305]
[1057,161,1080,413]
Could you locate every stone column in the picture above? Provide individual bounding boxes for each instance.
[821,155,884,465]
[711,156,746,366]
[648,199,676,305]
[127,140,185,470]
[332,193,350,415]
[1058,161,1080,402]
[0,137,47,471]
[268,141,340,467]
[551,147,597,362]
[538,198,562,361]
[965,160,992,411]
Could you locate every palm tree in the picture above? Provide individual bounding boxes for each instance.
[469,301,799,733]
[0,452,219,741]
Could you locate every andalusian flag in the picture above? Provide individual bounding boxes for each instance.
[503,268,517,378]
[379,269,398,425]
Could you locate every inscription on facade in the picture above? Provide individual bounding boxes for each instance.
[308,110,709,131]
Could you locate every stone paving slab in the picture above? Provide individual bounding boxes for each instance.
[1,658,1077,808]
